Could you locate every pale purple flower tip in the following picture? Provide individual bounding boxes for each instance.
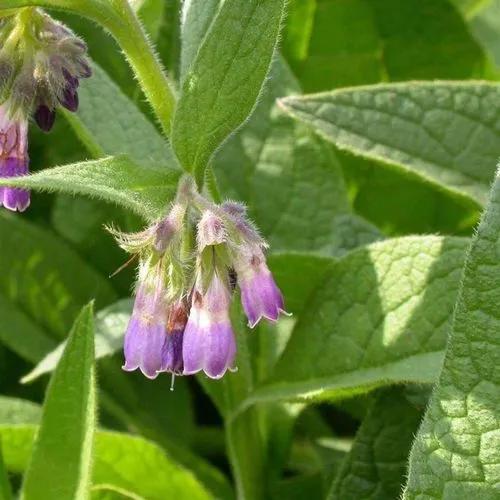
[236,251,287,328]
[0,101,30,212]
[0,159,30,212]
[183,276,236,379]
[122,288,168,379]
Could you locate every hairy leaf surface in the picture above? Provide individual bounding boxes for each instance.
[404,171,500,499]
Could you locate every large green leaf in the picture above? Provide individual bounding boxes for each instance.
[0,214,116,338]
[172,0,286,177]
[214,58,359,254]
[244,236,468,405]
[404,173,500,498]
[180,0,221,82]
[21,304,96,500]
[0,293,56,364]
[1,424,213,500]
[328,388,423,499]
[69,64,177,168]
[23,299,131,383]
[280,82,500,206]
[0,441,12,500]
[283,0,485,92]
[0,157,180,222]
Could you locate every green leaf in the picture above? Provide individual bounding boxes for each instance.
[0,293,56,363]
[0,156,180,222]
[0,398,42,425]
[21,303,96,500]
[404,172,500,499]
[451,0,492,17]
[0,397,231,500]
[0,441,12,500]
[23,299,131,383]
[328,388,423,500]
[280,82,500,206]
[283,0,485,92]
[245,236,468,405]
[172,0,286,177]
[0,214,116,338]
[214,57,355,254]
[180,0,221,82]
[1,424,213,500]
[468,0,500,70]
[70,64,178,168]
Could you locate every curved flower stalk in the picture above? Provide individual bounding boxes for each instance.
[112,179,288,381]
[0,7,91,211]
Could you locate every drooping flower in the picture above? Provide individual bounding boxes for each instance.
[222,201,288,328]
[0,100,29,211]
[233,244,286,328]
[122,257,170,379]
[111,203,188,379]
[183,272,236,379]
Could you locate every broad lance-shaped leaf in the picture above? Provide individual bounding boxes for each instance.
[0,398,212,500]
[279,82,500,206]
[172,0,286,177]
[180,0,221,83]
[0,441,12,500]
[69,63,178,169]
[21,303,96,500]
[0,292,56,365]
[0,156,180,222]
[0,214,116,338]
[404,171,500,498]
[328,388,424,500]
[243,236,468,405]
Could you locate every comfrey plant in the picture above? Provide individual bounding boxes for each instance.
[1,1,499,500]
[111,180,287,380]
[0,8,90,211]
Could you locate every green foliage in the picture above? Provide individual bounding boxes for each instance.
[21,304,96,500]
[283,0,485,91]
[404,171,500,499]
[0,1,499,499]
[172,0,287,178]
[328,388,424,499]
[252,236,468,403]
[280,82,500,206]
[0,156,180,221]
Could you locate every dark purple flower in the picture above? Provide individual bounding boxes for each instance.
[34,105,56,132]
[0,101,30,212]
[234,247,286,328]
[183,274,236,379]
[160,301,188,374]
[60,86,79,112]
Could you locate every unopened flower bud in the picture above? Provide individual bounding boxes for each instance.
[197,210,226,251]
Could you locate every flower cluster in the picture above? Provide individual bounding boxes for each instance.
[113,184,287,380]
[0,9,91,211]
